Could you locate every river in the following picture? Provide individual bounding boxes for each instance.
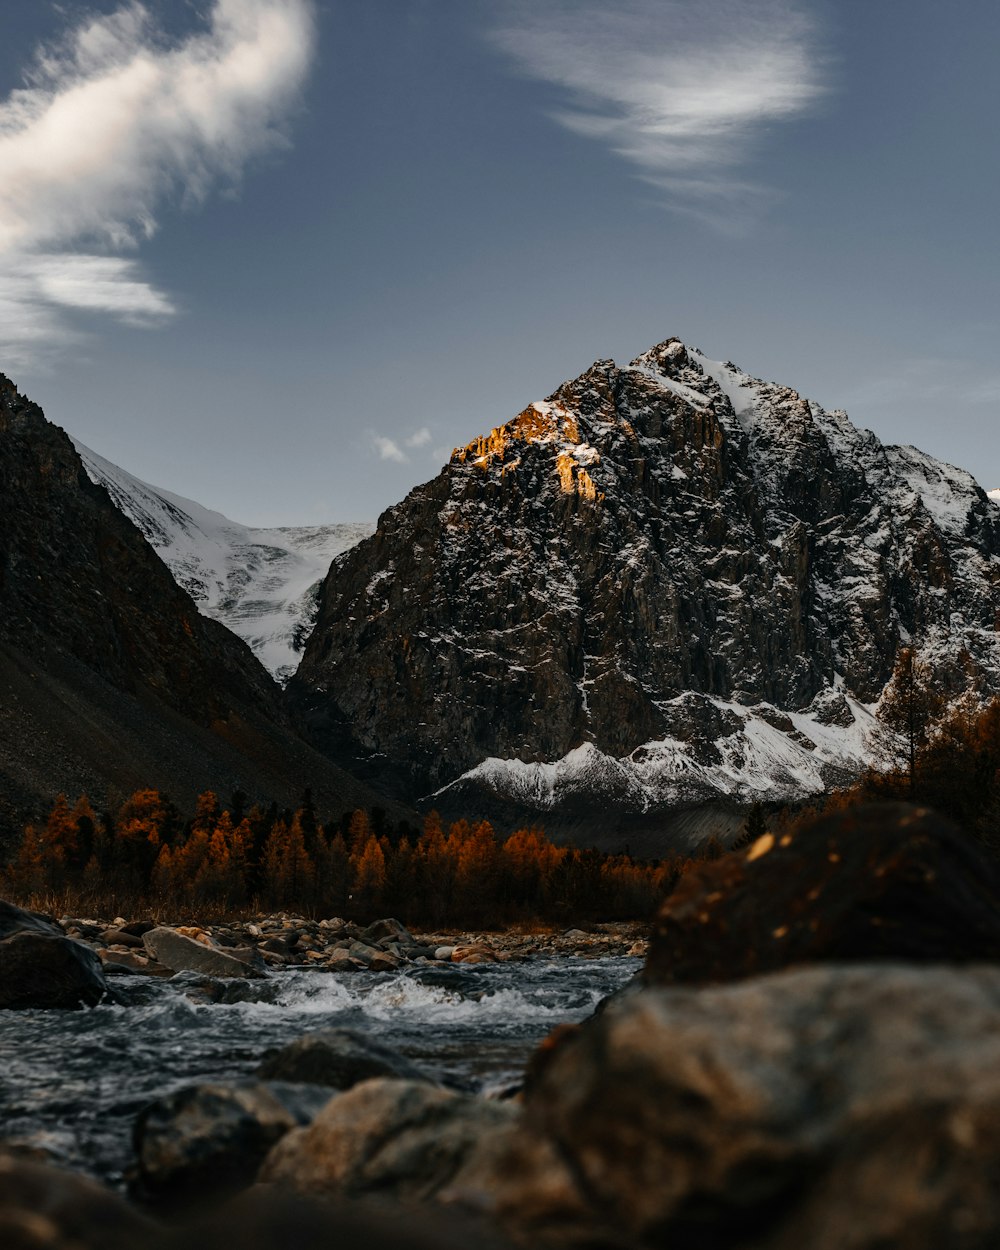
[0,955,640,1187]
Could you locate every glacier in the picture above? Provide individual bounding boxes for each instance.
[73,440,372,684]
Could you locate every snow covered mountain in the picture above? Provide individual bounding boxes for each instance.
[289,337,1000,836]
[73,441,372,684]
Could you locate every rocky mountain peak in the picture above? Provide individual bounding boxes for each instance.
[288,338,1000,842]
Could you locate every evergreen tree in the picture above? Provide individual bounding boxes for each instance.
[347,809,371,854]
[351,834,386,918]
[8,824,48,896]
[878,646,945,797]
[70,795,97,871]
[736,802,769,850]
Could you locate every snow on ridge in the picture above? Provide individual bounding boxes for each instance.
[688,349,759,430]
[627,363,713,411]
[988,488,1000,506]
[882,443,982,536]
[436,693,893,816]
[73,439,373,683]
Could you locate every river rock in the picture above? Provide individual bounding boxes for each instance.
[451,944,499,964]
[0,901,110,1010]
[257,1029,431,1090]
[142,928,265,979]
[512,962,1000,1249]
[0,901,63,939]
[98,950,173,977]
[167,972,281,1005]
[0,1156,154,1250]
[133,1081,333,1205]
[99,928,143,948]
[259,1079,518,1203]
[646,803,1000,986]
[360,918,412,946]
[346,941,388,969]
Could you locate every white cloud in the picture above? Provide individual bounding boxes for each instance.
[373,435,406,463]
[0,0,315,368]
[373,427,436,463]
[491,0,827,230]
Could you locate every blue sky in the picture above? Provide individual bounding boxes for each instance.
[0,0,997,524]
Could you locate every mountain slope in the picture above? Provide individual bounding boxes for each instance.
[0,373,403,837]
[72,441,372,683]
[289,338,1000,838]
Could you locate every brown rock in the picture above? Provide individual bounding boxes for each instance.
[516,962,1000,1249]
[0,907,109,1010]
[451,944,499,964]
[259,1079,517,1204]
[0,1156,154,1250]
[142,928,264,979]
[646,803,1000,986]
[257,1029,430,1090]
[134,1082,332,1206]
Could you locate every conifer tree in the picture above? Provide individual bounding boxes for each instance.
[43,794,77,878]
[70,795,97,870]
[278,813,315,906]
[351,834,386,917]
[150,844,176,900]
[347,809,371,854]
[262,818,291,908]
[878,646,945,797]
[8,824,48,896]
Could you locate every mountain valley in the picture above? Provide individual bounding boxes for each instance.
[4,338,999,847]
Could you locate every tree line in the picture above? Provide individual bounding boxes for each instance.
[1,788,695,926]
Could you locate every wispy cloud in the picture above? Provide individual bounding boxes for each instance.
[372,427,436,463]
[373,435,407,463]
[490,0,827,230]
[0,0,315,368]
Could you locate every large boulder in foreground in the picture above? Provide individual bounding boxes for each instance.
[647,803,1000,986]
[0,1155,153,1250]
[259,1080,519,1203]
[257,1029,431,1090]
[0,901,109,1010]
[513,963,1000,1249]
[133,1082,332,1205]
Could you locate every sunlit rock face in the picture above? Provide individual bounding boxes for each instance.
[289,338,1000,829]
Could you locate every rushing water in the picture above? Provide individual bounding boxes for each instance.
[0,956,639,1186]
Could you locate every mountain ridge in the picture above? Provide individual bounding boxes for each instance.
[72,440,373,684]
[0,373,405,836]
[288,337,1000,840]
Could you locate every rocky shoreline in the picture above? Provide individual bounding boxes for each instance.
[7,803,1000,1249]
[60,914,648,981]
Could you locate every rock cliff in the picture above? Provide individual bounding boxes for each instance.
[0,373,402,837]
[289,338,1000,838]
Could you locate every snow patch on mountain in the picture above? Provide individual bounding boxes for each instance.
[438,693,892,812]
[73,440,372,683]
